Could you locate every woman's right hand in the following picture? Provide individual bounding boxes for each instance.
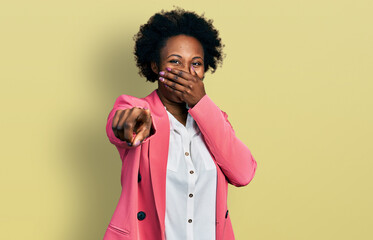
[111,107,153,147]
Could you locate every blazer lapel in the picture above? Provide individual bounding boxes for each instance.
[145,89,169,237]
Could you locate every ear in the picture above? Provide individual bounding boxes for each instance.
[151,62,159,74]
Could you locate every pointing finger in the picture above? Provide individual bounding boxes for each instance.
[132,109,152,146]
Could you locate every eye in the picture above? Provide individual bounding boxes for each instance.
[192,61,203,67]
[169,59,181,65]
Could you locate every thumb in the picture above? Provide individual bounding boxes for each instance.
[132,127,148,147]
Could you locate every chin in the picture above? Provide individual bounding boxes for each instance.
[166,91,184,104]
[171,94,184,103]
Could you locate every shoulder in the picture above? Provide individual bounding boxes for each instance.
[113,94,149,109]
[114,94,140,105]
[221,110,228,119]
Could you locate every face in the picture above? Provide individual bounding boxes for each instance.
[152,34,205,104]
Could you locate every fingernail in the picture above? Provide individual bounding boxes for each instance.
[164,83,168,88]
[159,71,165,76]
[134,140,140,147]
[127,142,132,146]
[159,77,164,82]
[166,67,171,71]
[143,107,148,110]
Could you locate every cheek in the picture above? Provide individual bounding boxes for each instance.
[156,59,167,71]
[197,68,205,79]
[158,63,166,71]
[160,63,176,72]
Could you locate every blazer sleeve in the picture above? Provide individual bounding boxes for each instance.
[106,94,157,149]
[188,94,257,187]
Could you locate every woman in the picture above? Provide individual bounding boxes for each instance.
[104,8,257,240]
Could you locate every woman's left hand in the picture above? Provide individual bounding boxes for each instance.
[159,65,206,108]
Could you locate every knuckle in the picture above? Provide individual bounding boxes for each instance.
[144,111,150,117]
[147,114,152,121]
[116,123,123,130]
[123,122,133,129]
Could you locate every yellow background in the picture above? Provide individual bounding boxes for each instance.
[1,0,372,239]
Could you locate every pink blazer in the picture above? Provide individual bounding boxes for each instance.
[103,89,257,240]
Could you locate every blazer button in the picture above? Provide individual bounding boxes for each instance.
[137,211,146,221]
[138,172,141,183]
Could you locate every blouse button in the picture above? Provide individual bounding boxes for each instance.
[189,170,194,174]
[185,152,189,156]
[188,219,193,223]
[189,193,193,198]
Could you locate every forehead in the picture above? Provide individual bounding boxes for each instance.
[160,35,204,58]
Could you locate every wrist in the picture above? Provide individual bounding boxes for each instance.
[187,94,207,109]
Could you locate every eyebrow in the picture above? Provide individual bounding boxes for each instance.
[167,54,203,61]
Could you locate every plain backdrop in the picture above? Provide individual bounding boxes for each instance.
[1,0,372,239]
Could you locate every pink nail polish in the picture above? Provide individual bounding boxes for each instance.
[159,77,164,82]
[159,71,165,76]
[166,67,171,71]
[134,140,140,147]
[191,66,196,73]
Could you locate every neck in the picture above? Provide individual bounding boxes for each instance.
[156,89,188,117]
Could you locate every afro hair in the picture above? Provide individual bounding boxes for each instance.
[133,8,225,82]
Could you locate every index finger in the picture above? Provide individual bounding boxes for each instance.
[166,67,195,81]
[132,111,152,146]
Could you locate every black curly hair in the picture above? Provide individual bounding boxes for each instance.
[134,8,224,82]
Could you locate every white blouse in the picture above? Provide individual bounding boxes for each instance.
[164,105,217,240]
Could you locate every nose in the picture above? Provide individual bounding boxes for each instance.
[176,64,191,74]
[187,64,192,74]
[175,63,193,74]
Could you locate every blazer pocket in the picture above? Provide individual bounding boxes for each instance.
[108,223,130,236]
